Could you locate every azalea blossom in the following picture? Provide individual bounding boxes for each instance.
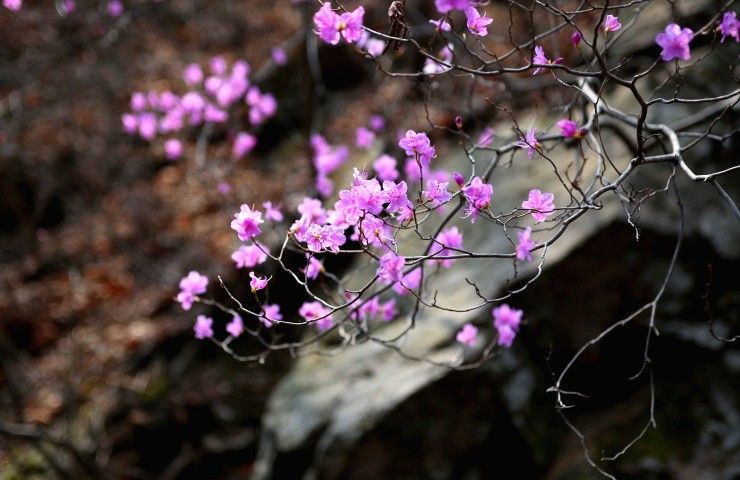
[299,301,334,331]
[522,189,555,222]
[194,315,214,340]
[516,226,535,262]
[231,243,268,269]
[177,271,209,311]
[603,14,621,33]
[515,127,541,159]
[531,45,563,75]
[262,201,284,222]
[465,7,493,36]
[399,130,436,166]
[456,323,478,346]
[249,272,269,292]
[226,314,244,337]
[461,176,494,222]
[719,11,739,43]
[260,304,283,328]
[231,205,264,241]
[655,23,693,61]
[557,119,586,139]
[377,252,405,284]
[423,179,452,208]
[435,0,470,14]
[492,304,523,348]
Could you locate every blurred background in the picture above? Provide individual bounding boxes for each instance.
[1,1,739,479]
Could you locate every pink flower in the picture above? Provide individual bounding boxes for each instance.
[164,138,182,160]
[249,272,269,292]
[355,126,376,149]
[210,56,227,75]
[492,304,522,348]
[231,205,264,241]
[393,267,421,295]
[373,155,399,181]
[461,176,493,222]
[522,189,555,222]
[183,63,204,85]
[337,6,365,44]
[177,271,208,311]
[465,7,493,36]
[377,252,405,284]
[378,299,397,322]
[131,92,147,111]
[305,224,346,252]
[231,243,268,269]
[138,113,157,140]
[260,304,282,328]
[303,256,323,280]
[246,88,277,125]
[383,180,412,214]
[226,314,244,337]
[423,179,452,207]
[603,14,621,33]
[719,11,739,43]
[262,201,283,222]
[369,115,385,131]
[435,0,470,14]
[271,47,288,65]
[194,315,214,340]
[655,23,693,61]
[423,45,454,75]
[299,301,334,331]
[434,226,463,268]
[516,226,535,262]
[107,0,123,17]
[571,31,582,46]
[3,0,22,12]
[515,127,541,159]
[456,323,478,346]
[557,118,586,139]
[429,18,452,32]
[122,114,138,134]
[531,45,563,75]
[399,130,436,167]
[314,4,342,45]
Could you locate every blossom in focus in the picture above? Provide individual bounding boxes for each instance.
[377,252,405,284]
[655,23,693,61]
[516,226,535,262]
[249,272,269,292]
[194,315,214,340]
[719,11,740,43]
[465,7,493,36]
[461,176,493,222]
[231,205,264,241]
[522,189,555,223]
[423,179,452,207]
[531,45,563,75]
[399,130,436,166]
[603,14,621,33]
[313,4,365,45]
[456,323,478,346]
[515,127,541,159]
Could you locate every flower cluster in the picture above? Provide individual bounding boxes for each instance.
[176,271,209,311]
[492,304,523,348]
[122,56,276,161]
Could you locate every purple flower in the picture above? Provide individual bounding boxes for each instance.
[177,271,208,311]
[369,115,385,131]
[461,176,493,222]
[183,63,204,85]
[262,201,284,222]
[434,226,463,268]
[393,267,421,295]
[249,272,269,292]
[465,7,493,36]
[557,119,586,139]
[373,155,399,181]
[452,172,465,187]
[377,252,405,284]
[260,303,282,328]
[435,0,470,14]
[194,315,214,340]
[107,0,123,17]
[719,11,739,43]
[423,179,452,207]
[299,301,334,331]
[210,56,227,75]
[429,18,452,32]
[399,130,436,167]
[531,45,563,75]
[164,138,182,160]
[522,189,555,222]
[492,304,522,348]
[231,243,268,269]
[338,6,365,44]
[122,114,138,134]
[305,224,346,252]
[303,256,323,280]
[516,226,535,262]
[226,314,244,337]
[231,205,264,241]
[3,0,22,12]
[655,23,693,61]
[515,127,541,159]
[571,31,582,46]
[314,3,341,45]
[271,47,288,65]
[383,180,412,214]
[456,323,478,346]
[298,197,327,223]
[603,14,621,33]
[355,126,376,149]
[130,92,147,111]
